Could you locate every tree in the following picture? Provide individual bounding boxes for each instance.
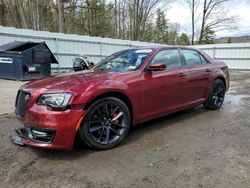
[0,0,176,44]
[199,0,237,44]
[28,0,40,30]
[127,0,162,40]
[57,0,64,33]
[200,26,215,44]
[92,0,113,37]
[0,0,7,26]
[185,0,200,45]
[154,9,168,44]
[143,22,155,42]
[168,23,180,45]
[178,33,190,45]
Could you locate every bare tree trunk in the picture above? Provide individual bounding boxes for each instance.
[86,0,91,35]
[199,0,207,44]
[191,0,194,45]
[36,0,40,30]
[28,0,34,29]
[29,0,37,30]
[90,4,95,35]
[186,0,200,45]
[0,0,6,26]
[122,0,126,39]
[132,0,135,40]
[17,0,28,29]
[12,1,21,27]
[114,0,117,37]
[118,0,121,38]
[57,0,64,33]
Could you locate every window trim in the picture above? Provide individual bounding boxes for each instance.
[199,54,209,64]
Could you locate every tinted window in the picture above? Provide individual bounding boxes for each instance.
[151,49,182,69]
[182,50,203,66]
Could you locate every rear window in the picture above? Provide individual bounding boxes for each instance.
[182,50,205,66]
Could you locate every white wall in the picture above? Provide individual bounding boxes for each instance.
[193,43,250,70]
[1,26,250,70]
[0,26,160,69]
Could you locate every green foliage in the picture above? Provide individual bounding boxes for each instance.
[154,9,169,44]
[178,33,190,45]
[200,26,215,44]
[0,0,172,43]
[143,22,155,42]
[87,0,113,37]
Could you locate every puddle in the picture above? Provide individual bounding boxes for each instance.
[224,94,250,112]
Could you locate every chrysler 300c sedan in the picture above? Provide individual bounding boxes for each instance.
[12,46,229,150]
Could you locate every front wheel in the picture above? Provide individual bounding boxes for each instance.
[79,97,131,150]
[203,79,226,110]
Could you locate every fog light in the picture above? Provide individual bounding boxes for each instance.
[31,130,48,137]
[26,126,56,143]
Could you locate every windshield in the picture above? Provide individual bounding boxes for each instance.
[94,49,152,72]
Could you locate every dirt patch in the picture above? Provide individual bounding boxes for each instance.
[0,71,250,188]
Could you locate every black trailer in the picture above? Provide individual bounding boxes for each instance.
[0,41,58,81]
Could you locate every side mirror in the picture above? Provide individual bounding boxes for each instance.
[147,63,166,71]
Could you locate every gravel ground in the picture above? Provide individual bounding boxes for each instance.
[0,71,249,188]
[0,79,24,115]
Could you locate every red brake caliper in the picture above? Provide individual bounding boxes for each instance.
[112,111,119,128]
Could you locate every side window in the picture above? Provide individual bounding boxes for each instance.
[151,49,182,69]
[182,50,203,66]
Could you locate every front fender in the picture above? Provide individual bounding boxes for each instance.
[70,80,129,106]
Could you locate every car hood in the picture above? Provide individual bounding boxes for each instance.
[21,70,115,92]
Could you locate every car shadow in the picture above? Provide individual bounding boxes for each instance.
[33,105,208,160]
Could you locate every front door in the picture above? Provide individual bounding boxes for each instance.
[142,48,190,120]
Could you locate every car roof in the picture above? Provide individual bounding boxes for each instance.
[133,45,213,62]
[134,45,202,51]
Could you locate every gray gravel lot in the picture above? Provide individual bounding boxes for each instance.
[0,71,249,188]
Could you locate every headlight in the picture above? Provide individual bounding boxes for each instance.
[37,93,72,110]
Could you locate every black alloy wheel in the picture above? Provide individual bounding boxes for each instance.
[203,79,226,110]
[79,97,131,150]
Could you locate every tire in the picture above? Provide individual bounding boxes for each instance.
[79,97,131,150]
[203,79,226,110]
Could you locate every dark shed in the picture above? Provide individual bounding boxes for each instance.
[0,41,58,81]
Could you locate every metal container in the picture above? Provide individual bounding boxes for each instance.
[0,41,58,81]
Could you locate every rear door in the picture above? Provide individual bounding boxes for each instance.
[142,48,190,120]
[180,49,212,102]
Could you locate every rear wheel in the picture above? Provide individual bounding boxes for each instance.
[79,97,131,150]
[203,79,226,110]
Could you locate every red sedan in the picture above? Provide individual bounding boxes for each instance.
[12,46,230,150]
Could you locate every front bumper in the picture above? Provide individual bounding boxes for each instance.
[12,104,86,150]
[12,126,55,145]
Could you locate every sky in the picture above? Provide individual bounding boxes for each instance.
[165,0,250,38]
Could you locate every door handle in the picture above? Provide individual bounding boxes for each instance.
[178,72,187,77]
[205,68,211,72]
